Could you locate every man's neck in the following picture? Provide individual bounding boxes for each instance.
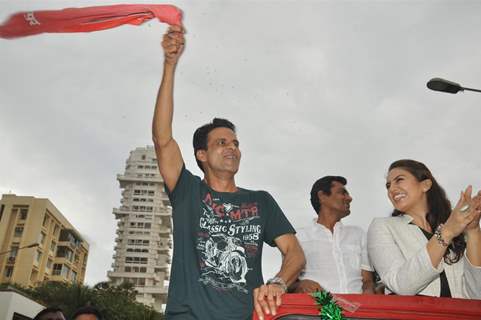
[316,211,341,233]
[204,171,238,192]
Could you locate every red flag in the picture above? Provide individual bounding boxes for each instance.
[0,4,182,39]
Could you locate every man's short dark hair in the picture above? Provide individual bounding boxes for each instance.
[310,176,347,214]
[72,306,102,320]
[192,118,236,172]
[33,307,64,320]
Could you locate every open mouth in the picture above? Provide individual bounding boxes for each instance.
[223,153,238,160]
[393,193,406,201]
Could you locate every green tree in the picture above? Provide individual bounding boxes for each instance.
[3,281,164,320]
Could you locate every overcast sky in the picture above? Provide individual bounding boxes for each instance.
[1,0,480,286]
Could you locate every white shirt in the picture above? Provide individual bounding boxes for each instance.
[297,219,372,294]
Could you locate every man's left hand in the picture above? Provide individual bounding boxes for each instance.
[253,283,284,320]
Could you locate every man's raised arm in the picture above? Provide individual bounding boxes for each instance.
[152,26,185,192]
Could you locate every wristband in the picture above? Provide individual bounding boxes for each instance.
[266,276,287,292]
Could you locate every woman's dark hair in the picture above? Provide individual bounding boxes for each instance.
[33,307,64,320]
[193,118,236,172]
[388,159,465,264]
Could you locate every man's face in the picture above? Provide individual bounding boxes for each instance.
[74,315,98,320]
[320,181,352,218]
[39,312,66,320]
[197,127,241,175]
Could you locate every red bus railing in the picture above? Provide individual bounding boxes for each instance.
[252,293,481,320]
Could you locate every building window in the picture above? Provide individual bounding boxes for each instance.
[128,266,148,273]
[127,239,149,246]
[71,271,77,282]
[46,259,53,270]
[9,245,19,258]
[50,241,56,253]
[38,232,46,245]
[61,265,70,278]
[53,224,60,236]
[0,204,4,221]
[53,264,62,275]
[42,214,50,227]
[14,226,24,237]
[125,266,131,272]
[35,250,42,263]
[5,266,14,278]
[30,269,38,282]
[56,246,74,262]
[141,155,146,160]
[125,257,148,264]
[19,208,28,220]
[126,248,149,253]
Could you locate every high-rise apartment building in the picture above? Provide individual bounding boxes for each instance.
[108,146,172,311]
[0,194,89,287]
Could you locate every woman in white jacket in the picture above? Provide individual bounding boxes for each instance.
[367,159,481,298]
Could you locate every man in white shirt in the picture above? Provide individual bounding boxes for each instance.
[291,176,375,294]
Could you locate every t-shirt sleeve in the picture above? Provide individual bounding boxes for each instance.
[164,164,196,206]
[262,191,296,247]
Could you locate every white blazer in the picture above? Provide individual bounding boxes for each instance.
[367,214,481,298]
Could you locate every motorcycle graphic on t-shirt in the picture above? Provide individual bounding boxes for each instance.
[197,192,261,293]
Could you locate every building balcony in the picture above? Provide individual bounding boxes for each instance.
[113,207,130,219]
[50,274,69,283]
[158,227,171,234]
[158,246,170,253]
[154,263,169,270]
[54,257,74,266]
[117,174,163,186]
[107,271,161,281]
[154,209,171,217]
[57,241,78,251]
[135,285,167,295]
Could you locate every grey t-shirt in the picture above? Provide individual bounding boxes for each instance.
[165,166,295,320]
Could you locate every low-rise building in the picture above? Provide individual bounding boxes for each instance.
[0,195,89,287]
